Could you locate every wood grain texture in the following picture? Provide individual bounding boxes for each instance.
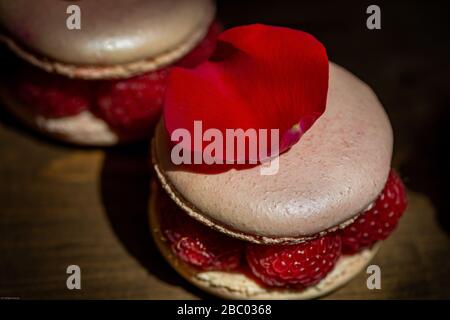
[1,0,450,299]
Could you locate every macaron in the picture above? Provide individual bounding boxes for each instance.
[0,0,218,145]
[149,25,407,299]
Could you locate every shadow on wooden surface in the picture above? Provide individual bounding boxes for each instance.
[100,143,215,299]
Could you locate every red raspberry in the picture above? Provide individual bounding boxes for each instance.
[94,22,220,136]
[341,170,407,254]
[246,234,342,288]
[177,21,222,68]
[15,66,93,118]
[95,69,169,136]
[158,193,244,271]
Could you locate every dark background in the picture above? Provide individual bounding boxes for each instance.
[1,0,449,299]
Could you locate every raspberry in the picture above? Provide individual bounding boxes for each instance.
[15,66,93,118]
[341,170,407,254]
[95,69,169,136]
[177,21,222,68]
[158,193,244,271]
[246,234,342,288]
[93,22,220,136]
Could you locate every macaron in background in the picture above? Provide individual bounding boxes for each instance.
[150,25,408,299]
[0,0,219,146]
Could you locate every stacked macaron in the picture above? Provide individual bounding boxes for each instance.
[0,0,407,299]
[0,0,218,145]
[150,25,407,299]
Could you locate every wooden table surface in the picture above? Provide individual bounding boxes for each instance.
[1,1,450,299]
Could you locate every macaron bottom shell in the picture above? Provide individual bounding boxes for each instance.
[0,83,119,146]
[149,181,380,299]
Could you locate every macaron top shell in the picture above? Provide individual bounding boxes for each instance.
[0,0,215,66]
[153,63,393,244]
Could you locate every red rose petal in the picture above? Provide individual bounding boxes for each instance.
[164,24,328,168]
